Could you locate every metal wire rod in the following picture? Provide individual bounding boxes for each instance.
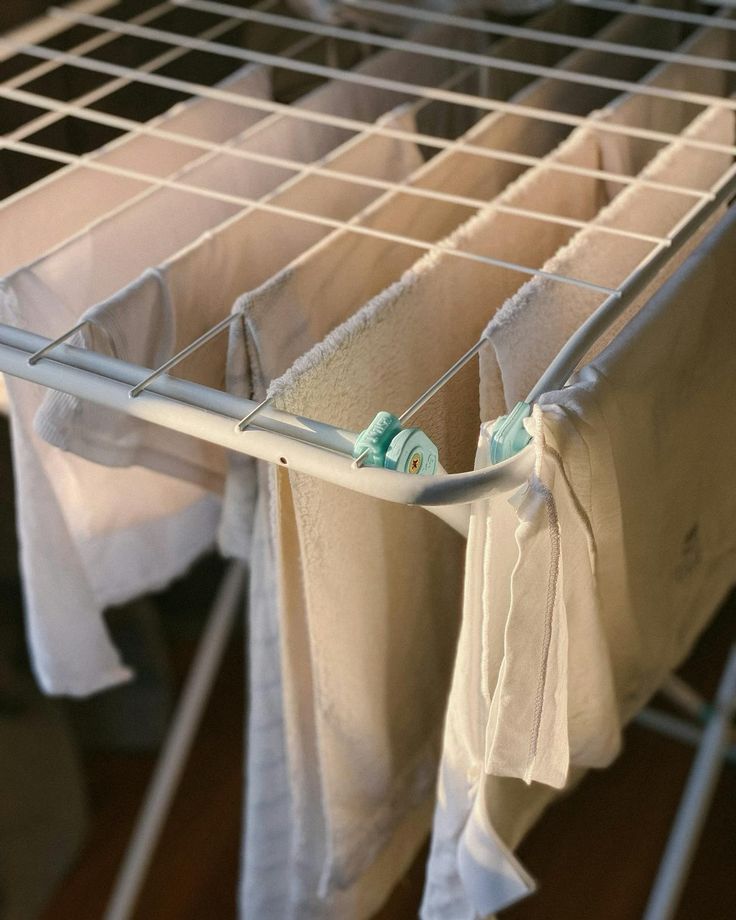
[527,158,736,400]
[0,137,632,296]
[331,0,736,72]
[643,644,736,920]
[1,42,720,198]
[0,0,291,213]
[0,84,673,246]
[27,321,89,365]
[661,676,712,722]
[8,2,313,148]
[634,708,736,763]
[399,338,488,425]
[13,22,736,161]
[129,315,238,398]
[0,0,113,54]
[2,0,170,92]
[178,0,736,81]
[236,396,272,431]
[53,9,736,124]
[103,562,247,920]
[567,0,736,32]
[353,336,495,467]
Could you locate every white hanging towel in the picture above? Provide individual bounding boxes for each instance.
[421,104,734,919]
[0,69,296,696]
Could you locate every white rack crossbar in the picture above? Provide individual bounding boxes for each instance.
[2,39,728,192]
[334,0,736,67]
[0,83,673,245]
[49,9,736,134]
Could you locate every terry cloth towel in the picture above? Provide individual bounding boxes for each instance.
[420,104,734,919]
[0,63,271,277]
[227,116,644,920]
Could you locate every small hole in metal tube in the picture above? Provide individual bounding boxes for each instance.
[279,457,288,465]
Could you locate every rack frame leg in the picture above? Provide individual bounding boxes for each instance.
[642,644,736,920]
[103,561,247,920]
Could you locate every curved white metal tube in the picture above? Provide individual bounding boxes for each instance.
[0,325,533,512]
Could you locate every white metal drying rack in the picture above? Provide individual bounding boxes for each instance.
[0,1,734,919]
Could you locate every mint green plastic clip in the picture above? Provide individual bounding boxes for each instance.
[353,411,438,475]
[489,401,532,464]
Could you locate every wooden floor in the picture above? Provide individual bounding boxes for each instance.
[39,582,735,920]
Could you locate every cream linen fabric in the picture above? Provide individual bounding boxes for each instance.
[420,104,734,919]
[0,63,271,277]
[532,201,736,724]
[228,120,635,920]
[426,199,736,918]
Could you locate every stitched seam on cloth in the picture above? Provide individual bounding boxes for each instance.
[527,476,560,774]
[545,441,596,553]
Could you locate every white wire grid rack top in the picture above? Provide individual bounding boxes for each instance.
[0,0,734,512]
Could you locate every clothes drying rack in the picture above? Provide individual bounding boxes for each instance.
[0,1,734,918]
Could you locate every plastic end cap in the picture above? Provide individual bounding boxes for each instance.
[353,411,403,467]
[489,401,532,464]
[353,411,439,475]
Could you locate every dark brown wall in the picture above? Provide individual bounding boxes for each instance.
[1,1,54,34]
